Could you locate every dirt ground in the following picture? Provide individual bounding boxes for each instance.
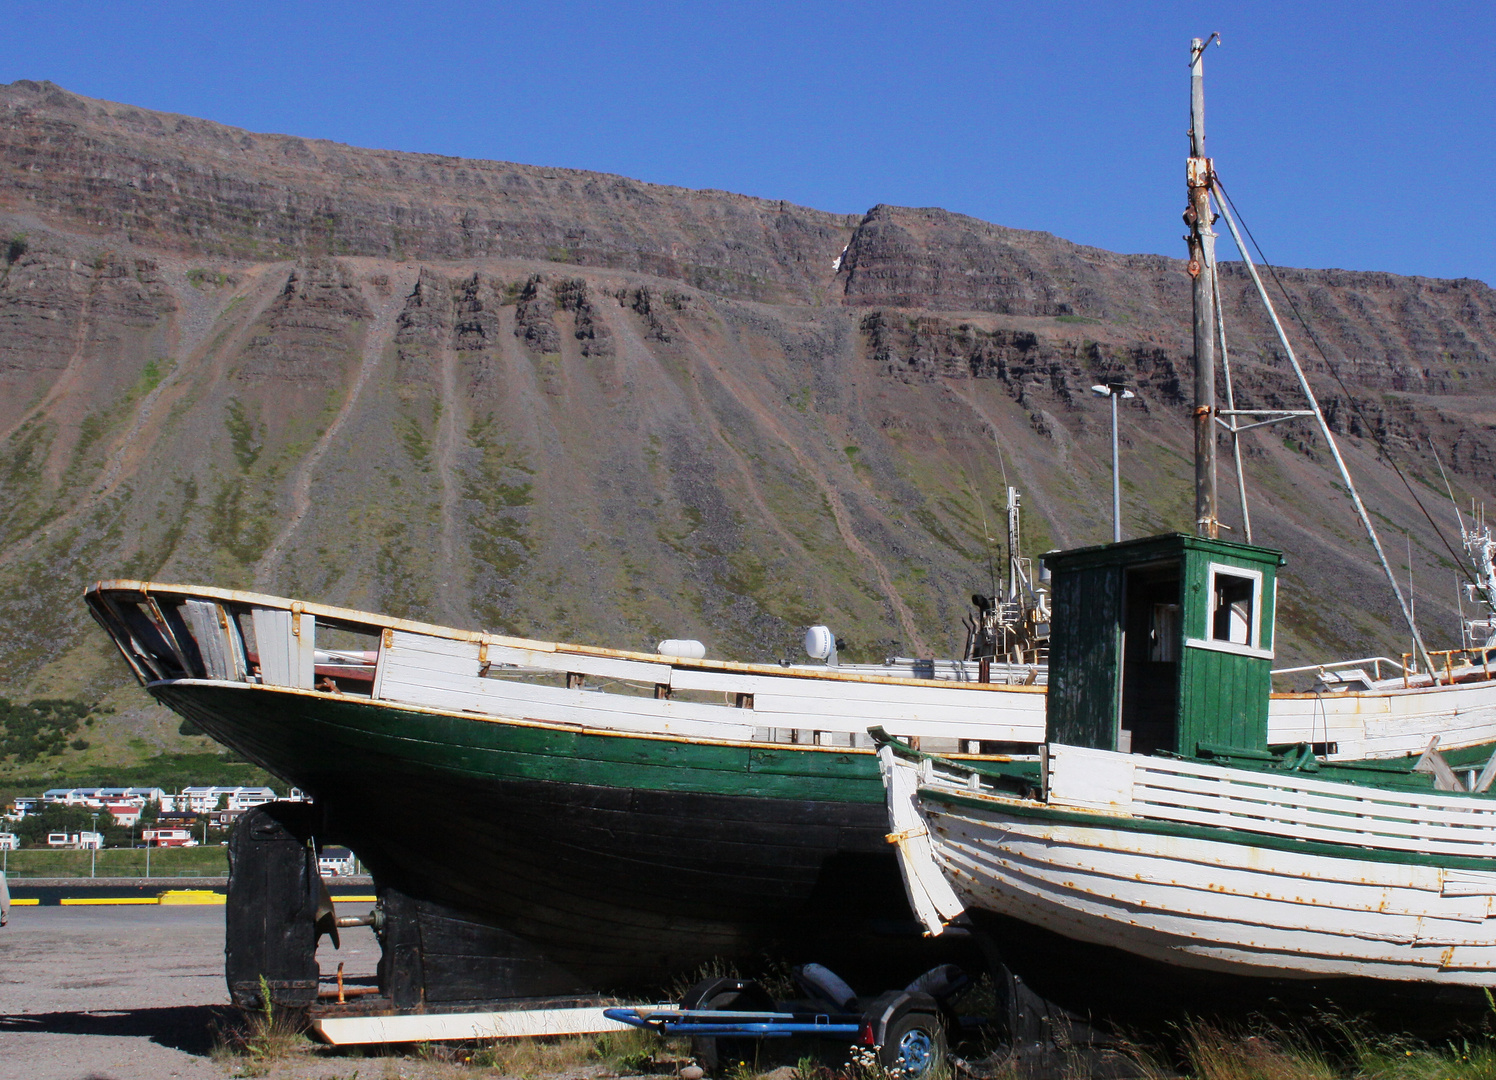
[0,904,730,1080]
[0,904,587,1080]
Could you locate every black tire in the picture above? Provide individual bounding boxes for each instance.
[681,978,774,1076]
[878,1010,946,1080]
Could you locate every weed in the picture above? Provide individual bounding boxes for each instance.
[457,1029,669,1076]
[211,975,307,1068]
[1177,1022,1336,1080]
[795,1054,838,1080]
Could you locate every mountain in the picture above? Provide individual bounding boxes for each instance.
[2,79,1494,775]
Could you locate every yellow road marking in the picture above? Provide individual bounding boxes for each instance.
[60,897,160,906]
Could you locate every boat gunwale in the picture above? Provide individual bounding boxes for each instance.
[919,783,1496,873]
[91,580,1043,694]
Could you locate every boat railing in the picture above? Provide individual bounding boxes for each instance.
[1272,656,1408,680]
[1039,743,1496,859]
[85,581,1048,752]
[1401,648,1496,689]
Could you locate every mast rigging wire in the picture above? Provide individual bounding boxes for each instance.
[1213,177,1478,596]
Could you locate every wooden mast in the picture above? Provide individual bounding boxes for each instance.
[1187,36,1219,538]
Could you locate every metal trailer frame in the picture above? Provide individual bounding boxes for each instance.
[604,1006,866,1041]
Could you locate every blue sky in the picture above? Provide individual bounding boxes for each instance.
[6,1,1494,284]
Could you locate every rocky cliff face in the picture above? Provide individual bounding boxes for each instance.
[1,80,1493,768]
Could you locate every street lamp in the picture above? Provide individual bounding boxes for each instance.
[1091,383,1135,543]
[90,812,99,878]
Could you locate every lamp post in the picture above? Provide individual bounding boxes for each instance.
[1091,383,1135,542]
[90,812,99,878]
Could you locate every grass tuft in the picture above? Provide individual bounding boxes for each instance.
[211,975,309,1073]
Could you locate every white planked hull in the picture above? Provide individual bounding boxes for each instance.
[882,746,1496,986]
[928,809,1496,983]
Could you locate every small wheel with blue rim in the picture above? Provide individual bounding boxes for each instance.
[878,1010,946,1079]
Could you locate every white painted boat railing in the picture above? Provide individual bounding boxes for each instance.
[1043,743,1496,861]
[87,582,1047,749]
[375,629,1046,745]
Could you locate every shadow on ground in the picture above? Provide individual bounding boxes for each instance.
[0,1004,229,1055]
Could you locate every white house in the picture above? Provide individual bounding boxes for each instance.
[318,846,356,877]
[4,797,38,821]
[178,786,277,813]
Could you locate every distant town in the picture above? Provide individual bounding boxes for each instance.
[1,784,303,851]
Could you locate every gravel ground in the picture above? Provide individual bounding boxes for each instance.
[0,905,382,1080]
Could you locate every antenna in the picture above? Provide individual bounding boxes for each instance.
[1429,436,1465,534]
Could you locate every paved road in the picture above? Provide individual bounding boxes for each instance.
[0,905,378,1080]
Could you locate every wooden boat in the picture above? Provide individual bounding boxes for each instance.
[873,38,1496,1027]
[85,579,1044,994]
[878,531,1496,1024]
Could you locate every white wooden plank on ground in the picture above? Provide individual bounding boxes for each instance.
[311,1006,641,1045]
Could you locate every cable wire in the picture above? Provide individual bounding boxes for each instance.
[1213,176,1477,591]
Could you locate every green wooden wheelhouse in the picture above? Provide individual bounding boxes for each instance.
[1042,534,1285,757]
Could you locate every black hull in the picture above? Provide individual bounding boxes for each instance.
[159,682,957,993]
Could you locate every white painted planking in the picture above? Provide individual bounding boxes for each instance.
[933,816,1496,979]
[1129,769,1496,840]
[884,749,1496,984]
[373,629,1039,742]
[938,847,1467,979]
[752,693,1043,742]
[252,608,315,689]
[879,746,966,935]
[1443,869,1496,896]
[182,599,245,682]
[1125,749,1496,819]
[1047,744,1136,810]
[378,631,482,680]
[376,648,755,740]
[1267,681,1496,761]
[488,641,672,684]
[383,630,674,685]
[670,665,1038,705]
[938,823,1493,929]
[983,829,1481,923]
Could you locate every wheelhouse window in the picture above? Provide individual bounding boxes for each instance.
[1209,566,1261,647]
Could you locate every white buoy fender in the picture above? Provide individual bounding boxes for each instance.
[656,639,706,660]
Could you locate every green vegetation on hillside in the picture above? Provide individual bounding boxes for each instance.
[0,697,109,765]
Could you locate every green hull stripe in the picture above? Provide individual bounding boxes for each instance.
[921,787,1496,872]
[164,684,886,804]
